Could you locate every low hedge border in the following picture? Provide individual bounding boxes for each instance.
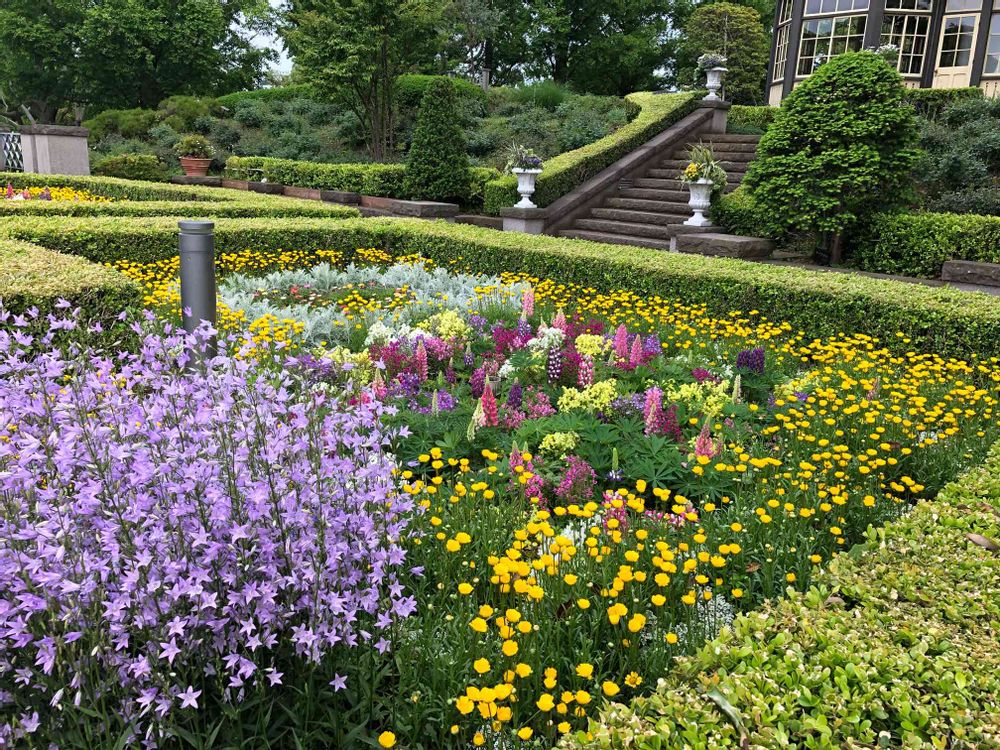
[726,105,776,134]
[482,92,700,215]
[223,158,498,208]
[0,238,142,335]
[5,215,1000,359]
[562,437,1000,749]
[853,210,1000,279]
[903,85,983,119]
[0,172,360,219]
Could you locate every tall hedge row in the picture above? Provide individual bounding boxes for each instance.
[6,215,1000,360]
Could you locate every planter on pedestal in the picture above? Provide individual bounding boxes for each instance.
[511,168,543,208]
[704,67,728,102]
[683,179,714,227]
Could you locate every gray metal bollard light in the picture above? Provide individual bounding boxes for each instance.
[178,220,218,359]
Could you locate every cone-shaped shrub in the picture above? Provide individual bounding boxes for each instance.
[403,78,471,203]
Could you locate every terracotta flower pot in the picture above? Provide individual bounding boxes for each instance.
[179,156,213,177]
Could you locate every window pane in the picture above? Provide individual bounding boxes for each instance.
[987,14,1000,74]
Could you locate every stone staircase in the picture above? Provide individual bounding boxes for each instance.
[558,134,761,250]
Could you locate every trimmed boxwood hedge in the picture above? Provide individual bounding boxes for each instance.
[482,92,700,214]
[727,105,776,134]
[6,215,1000,359]
[0,238,142,337]
[214,85,317,110]
[223,158,498,207]
[0,172,360,219]
[902,85,983,119]
[853,210,1000,279]
[562,437,1000,749]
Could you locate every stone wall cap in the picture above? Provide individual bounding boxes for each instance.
[500,206,549,219]
[20,124,90,137]
[696,99,732,111]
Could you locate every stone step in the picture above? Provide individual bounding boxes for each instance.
[675,232,774,259]
[620,187,694,201]
[941,259,1000,287]
[574,218,680,240]
[606,196,692,212]
[697,133,761,143]
[673,149,756,163]
[559,230,676,251]
[681,141,759,154]
[641,173,741,192]
[589,207,691,225]
[659,158,749,174]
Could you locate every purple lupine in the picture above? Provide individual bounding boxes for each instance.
[470,367,486,399]
[506,379,524,409]
[643,334,660,358]
[736,346,766,375]
[547,346,562,384]
[0,309,415,745]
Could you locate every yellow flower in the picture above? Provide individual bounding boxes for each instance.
[377,731,396,748]
[517,727,533,740]
[502,640,519,657]
[470,617,488,633]
[575,663,594,679]
[602,681,620,697]
[536,693,555,711]
[474,658,491,674]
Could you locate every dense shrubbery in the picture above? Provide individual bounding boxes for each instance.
[746,52,919,262]
[726,105,775,134]
[93,153,169,181]
[914,95,1000,214]
[903,85,983,119]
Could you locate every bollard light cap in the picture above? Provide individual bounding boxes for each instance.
[178,220,216,233]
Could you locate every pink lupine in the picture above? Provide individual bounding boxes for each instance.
[522,287,535,317]
[577,354,594,387]
[694,421,722,459]
[414,339,428,381]
[628,334,643,369]
[643,387,662,436]
[480,381,499,427]
[613,324,629,359]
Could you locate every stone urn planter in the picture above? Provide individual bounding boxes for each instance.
[179,157,213,177]
[512,167,543,208]
[683,178,714,227]
[704,67,728,101]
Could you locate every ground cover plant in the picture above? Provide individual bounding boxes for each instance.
[51,244,997,749]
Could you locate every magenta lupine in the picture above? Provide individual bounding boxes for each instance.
[555,456,597,506]
[577,355,594,387]
[414,339,429,381]
[0,311,415,746]
[613,325,629,359]
[480,381,499,427]
[628,334,643,369]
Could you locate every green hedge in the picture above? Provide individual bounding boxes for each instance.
[224,157,498,206]
[853,210,1000,279]
[7,215,1000,359]
[903,86,984,119]
[562,437,1000,749]
[482,92,700,214]
[0,238,141,331]
[214,85,317,109]
[727,104,776,134]
[0,172,360,219]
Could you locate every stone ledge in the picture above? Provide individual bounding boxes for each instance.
[221,179,250,190]
[941,260,1000,288]
[283,185,321,201]
[675,232,774,259]
[20,124,89,137]
[458,214,504,230]
[321,189,362,205]
[501,206,549,234]
[249,181,284,195]
[360,196,458,219]
[171,176,222,187]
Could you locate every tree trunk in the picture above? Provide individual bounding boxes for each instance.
[829,232,844,266]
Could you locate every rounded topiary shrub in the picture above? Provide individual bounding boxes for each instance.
[403,79,471,203]
[744,51,919,263]
[94,153,169,182]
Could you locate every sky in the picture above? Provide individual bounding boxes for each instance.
[257,0,293,76]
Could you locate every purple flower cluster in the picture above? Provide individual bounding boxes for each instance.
[736,346,766,375]
[0,312,414,745]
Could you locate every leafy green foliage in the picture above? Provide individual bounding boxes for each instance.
[483,92,697,213]
[174,134,215,159]
[678,3,769,105]
[283,0,442,160]
[403,79,472,202]
[913,95,1000,211]
[745,52,919,253]
[561,438,1000,749]
[903,85,983,119]
[9,214,1000,360]
[0,0,274,121]
[726,105,775,134]
[93,154,169,182]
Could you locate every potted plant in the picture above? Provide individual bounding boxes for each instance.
[697,53,728,101]
[505,143,544,208]
[174,135,215,177]
[678,142,727,227]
